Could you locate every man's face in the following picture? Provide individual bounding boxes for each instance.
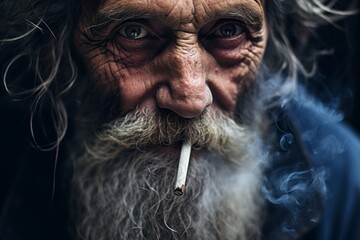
[71,1,268,238]
[75,0,267,119]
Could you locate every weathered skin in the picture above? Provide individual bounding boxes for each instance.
[75,0,267,118]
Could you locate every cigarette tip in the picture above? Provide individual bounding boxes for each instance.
[174,185,185,196]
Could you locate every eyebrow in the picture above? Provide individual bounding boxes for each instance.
[94,6,162,26]
[204,3,264,32]
[94,2,263,32]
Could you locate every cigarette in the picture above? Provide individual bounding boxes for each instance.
[174,142,192,196]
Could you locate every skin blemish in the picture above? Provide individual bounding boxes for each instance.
[75,0,267,117]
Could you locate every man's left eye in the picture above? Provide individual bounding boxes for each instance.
[213,23,244,38]
[119,24,148,39]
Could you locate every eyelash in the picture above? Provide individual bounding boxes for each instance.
[113,20,248,41]
[118,23,150,39]
[105,19,252,65]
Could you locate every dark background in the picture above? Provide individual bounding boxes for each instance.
[312,0,360,134]
[0,1,359,238]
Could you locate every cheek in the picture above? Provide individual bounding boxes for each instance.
[208,69,248,114]
[75,40,155,114]
[114,66,158,113]
[208,44,266,114]
[77,45,265,116]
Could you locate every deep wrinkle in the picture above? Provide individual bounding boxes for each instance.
[75,0,267,117]
[95,0,264,34]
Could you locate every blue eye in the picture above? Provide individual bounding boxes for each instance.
[120,24,148,39]
[214,23,243,38]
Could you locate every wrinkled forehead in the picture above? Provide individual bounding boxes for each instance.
[98,0,264,29]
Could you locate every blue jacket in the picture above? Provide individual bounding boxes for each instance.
[263,95,360,240]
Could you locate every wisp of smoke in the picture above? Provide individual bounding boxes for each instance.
[70,109,266,240]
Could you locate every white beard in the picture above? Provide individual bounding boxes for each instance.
[69,110,268,240]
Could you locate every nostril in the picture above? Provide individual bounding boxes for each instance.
[156,84,212,119]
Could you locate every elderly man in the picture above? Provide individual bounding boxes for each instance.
[0,0,359,239]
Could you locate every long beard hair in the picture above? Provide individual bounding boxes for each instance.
[69,108,268,240]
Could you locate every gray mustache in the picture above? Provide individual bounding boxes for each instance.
[100,110,240,146]
[87,109,255,163]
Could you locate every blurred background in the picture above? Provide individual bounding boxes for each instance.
[0,1,359,238]
[309,0,360,134]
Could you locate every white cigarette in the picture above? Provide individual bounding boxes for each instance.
[174,142,192,196]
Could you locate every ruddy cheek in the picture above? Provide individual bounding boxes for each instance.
[115,68,159,114]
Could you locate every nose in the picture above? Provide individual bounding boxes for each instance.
[155,45,213,118]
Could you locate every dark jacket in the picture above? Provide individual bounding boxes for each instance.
[263,95,360,240]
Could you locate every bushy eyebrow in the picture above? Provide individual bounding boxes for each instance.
[93,2,264,32]
[205,4,264,32]
[94,7,162,27]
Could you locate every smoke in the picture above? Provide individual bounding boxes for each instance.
[69,109,266,240]
[262,165,328,235]
[258,81,351,238]
[67,76,346,239]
